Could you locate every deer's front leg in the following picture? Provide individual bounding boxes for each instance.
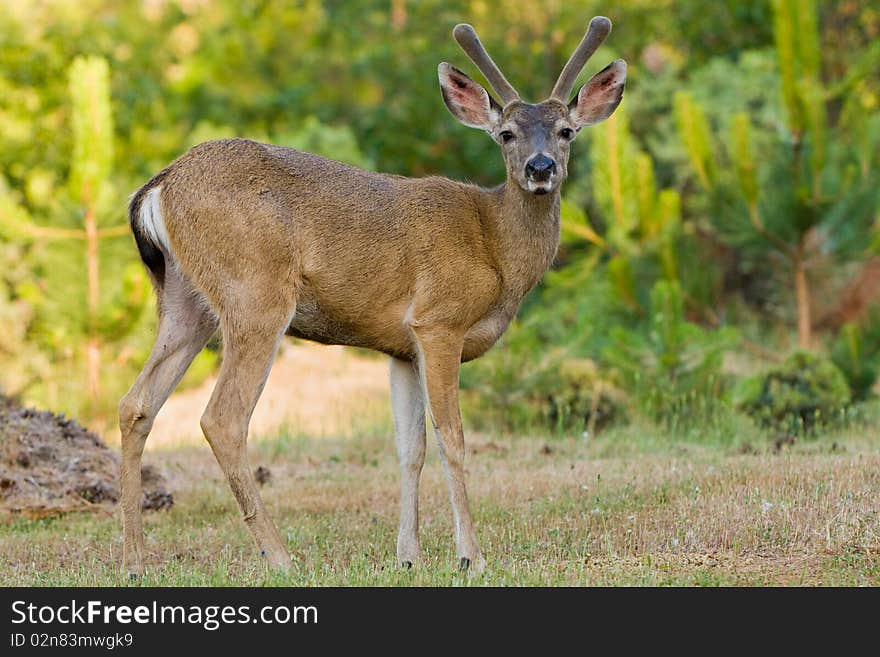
[411,325,484,572]
[390,357,427,567]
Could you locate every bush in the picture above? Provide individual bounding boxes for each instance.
[602,280,737,428]
[535,358,625,434]
[735,351,851,434]
[461,342,624,436]
[460,266,633,435]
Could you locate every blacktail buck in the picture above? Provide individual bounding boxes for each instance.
[120,16,626,577]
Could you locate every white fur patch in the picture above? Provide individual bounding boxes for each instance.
[527,180,554,193]
[139,186,171,254]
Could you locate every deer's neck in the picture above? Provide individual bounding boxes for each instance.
[483,182,561,301]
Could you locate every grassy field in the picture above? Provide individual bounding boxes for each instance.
[2,417,878,587]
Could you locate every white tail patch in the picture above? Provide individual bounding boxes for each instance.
[139,186,172,255]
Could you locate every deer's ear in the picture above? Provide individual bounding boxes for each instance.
[439,63,502,130]
[568,60,626,127]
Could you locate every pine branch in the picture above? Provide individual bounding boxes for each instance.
[0,221,129,241]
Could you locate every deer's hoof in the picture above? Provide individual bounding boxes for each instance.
[401,560,413,570]
[458,554,486,574]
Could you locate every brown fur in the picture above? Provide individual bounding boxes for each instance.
[118,18,626,577]
[150,138,560,362]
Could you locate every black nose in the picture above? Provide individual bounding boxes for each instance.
[525,155,556,181]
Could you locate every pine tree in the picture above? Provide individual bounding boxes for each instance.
[561,105,683,309]
[70,56,115,410]
[675,0,880,348]
[0,56,149,424]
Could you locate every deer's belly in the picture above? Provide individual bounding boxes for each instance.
[287,292,513,363]
[286,296,415,360]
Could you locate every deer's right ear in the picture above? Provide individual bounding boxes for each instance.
[439,63,502,131]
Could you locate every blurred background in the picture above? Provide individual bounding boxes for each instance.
[0,0,878,443]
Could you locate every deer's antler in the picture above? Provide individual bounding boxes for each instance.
[550,16,612,102]
[452,23,520,106]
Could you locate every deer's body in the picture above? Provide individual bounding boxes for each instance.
[149,139,559,363]
[119,17,625,577]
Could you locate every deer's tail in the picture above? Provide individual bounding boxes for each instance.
[128,170,170,293]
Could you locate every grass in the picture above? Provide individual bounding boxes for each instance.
[2,416,878,586]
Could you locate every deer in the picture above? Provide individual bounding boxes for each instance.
[118,15,625,578]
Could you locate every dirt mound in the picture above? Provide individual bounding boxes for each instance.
[0,396,172,519]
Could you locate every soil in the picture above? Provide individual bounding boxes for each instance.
[0,396,172,519]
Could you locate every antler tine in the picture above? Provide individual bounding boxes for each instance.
[452,23,520,106]
[550,16,613,102]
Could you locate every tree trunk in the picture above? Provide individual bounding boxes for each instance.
[794,247,811,349]
[85,204,100,407]
[391,0,406,30]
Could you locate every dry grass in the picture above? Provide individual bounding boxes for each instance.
[1,424,878,586]
[3,342,878,585]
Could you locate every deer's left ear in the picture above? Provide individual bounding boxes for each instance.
[439,62,502,130]
[569,59,626,127]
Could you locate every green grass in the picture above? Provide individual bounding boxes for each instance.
[2,421,879,586]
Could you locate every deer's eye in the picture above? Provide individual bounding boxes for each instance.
[499,130,515,143]
[559,127,575,140]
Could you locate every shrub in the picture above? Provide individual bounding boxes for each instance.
[459,270,631,435]
[461,343,625,435]
[735,351,851,434]
[602,280,737,428]
[534,357,625,434]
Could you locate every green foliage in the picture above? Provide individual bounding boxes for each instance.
[0,0,878,438]
[276,116,374,170]
[830,310,880,402]
[0,53,155,421]
[589,108,641,252]
[539,358,624,433]
[68,56,113,208]
[674,91,717,190]
[0,242,49,395]
[575,104,686,315]
[602,280,737,427]
[736,351,851,434]
[460,267,632,435]
[97,262,150,338]
[729,112,758,208]
[588,106,682,264]
[462,342,624,435]
[772,0,804,134]
[772,0,825,181]
[672,0,880,345]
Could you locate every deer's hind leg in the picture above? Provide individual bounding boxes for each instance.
[119,271,218,578]
[198,294,297,570]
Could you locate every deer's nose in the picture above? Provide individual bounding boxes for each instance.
[525,155,556,181]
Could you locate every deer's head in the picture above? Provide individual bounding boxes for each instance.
[439,16,625,195]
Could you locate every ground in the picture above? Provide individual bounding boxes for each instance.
[0,344,878,586]
[0,396,172,518]
[1,423,878,586]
